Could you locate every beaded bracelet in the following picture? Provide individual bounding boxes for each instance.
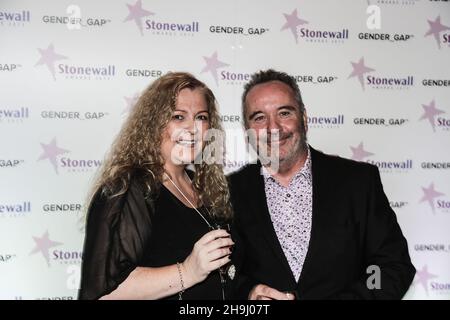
[176,262,185,300]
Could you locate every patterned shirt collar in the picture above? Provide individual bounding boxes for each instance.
[261,147,312,186]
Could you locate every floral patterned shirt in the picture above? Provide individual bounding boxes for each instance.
[261,148,312,281]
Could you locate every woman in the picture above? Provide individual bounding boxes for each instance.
[78,72,234,300]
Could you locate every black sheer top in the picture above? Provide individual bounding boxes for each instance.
[78,177,230,300]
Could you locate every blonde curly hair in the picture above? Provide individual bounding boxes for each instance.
[90,72,232,220]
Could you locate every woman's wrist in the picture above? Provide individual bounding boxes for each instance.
[176,262,185,300]
[180,261,199,288]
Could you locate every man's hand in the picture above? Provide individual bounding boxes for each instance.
[248,284,296,300]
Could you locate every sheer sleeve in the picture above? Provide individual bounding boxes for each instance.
[78,180,154,300]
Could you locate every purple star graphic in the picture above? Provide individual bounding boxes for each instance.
[350,142,374,161]
[425,16,450,49]
[30,231,63,267]
[37,137,70,174]
[123,92,140,114]
[420,183,445,213]
[348,57,375,90]
[281,9,308,44]
[419,99,445,132]
[124,0,154,36]
[35,44,68,81]
[201,51,229,85]
[414,265,438,295]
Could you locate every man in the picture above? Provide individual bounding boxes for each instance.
[229,69,415,300]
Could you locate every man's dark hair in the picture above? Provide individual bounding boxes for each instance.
[241,69,305,127]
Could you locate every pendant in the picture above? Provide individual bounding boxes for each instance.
[227,264,236,280]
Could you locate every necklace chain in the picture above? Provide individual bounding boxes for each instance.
[164,171,227,301]
[163,172,213,229]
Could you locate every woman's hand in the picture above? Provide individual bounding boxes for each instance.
[182,229,234,285]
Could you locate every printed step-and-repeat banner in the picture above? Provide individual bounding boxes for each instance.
[0,0,449,300]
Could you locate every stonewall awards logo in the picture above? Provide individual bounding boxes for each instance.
[30,230,83,267]
[424,16,450,49]
[0,201,31,218]
[0,106,29,123]
[367,0,419,6]
[123,0,152,35]
[350,141,413,173]
[348,56,414,91]
[413,265,450,297]
[419,182,449,214]
[124,0,199,37]
[123,92,140,114]
[419,99,449,132]
[35,43,116,81]
[200,52,337,87]
[37,137,102,174]
[30,230,62,267]
[52,249,83,265]
[200,51,251,86]
[0,9,31,27]
[281,8,349,44]
[201,51,229,85]
[308,114,345,129]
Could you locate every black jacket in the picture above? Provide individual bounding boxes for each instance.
[229,146,415,299]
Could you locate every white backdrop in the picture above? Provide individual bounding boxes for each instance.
[0,0,449,300]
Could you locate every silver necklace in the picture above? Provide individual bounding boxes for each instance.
[163,171,213,229]
[164,171,229,301]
